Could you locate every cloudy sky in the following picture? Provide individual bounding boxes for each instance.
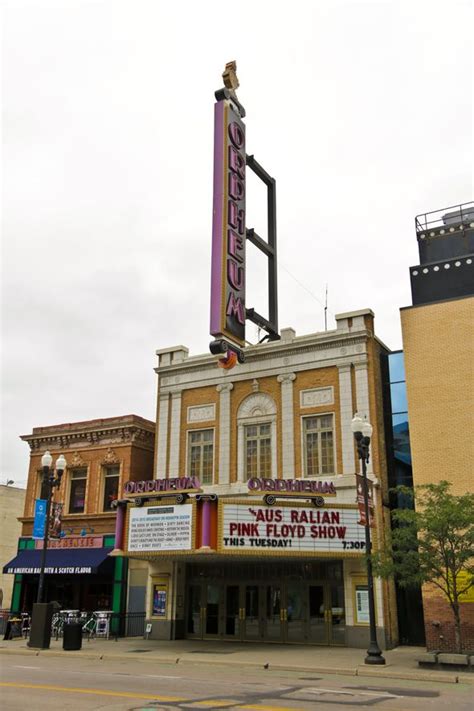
[2,0,472,487]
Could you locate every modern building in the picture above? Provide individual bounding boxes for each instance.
[0,484,26,610]
[400,201,474,652]
[3,415,154,616]
[381,351,425,645]
[119,309,400,648]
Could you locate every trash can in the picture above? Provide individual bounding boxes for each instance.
[63,622,82,651]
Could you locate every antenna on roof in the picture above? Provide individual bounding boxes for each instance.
[324,284,328,331]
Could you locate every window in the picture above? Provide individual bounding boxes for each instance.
[37,470,49,501]
[102,465,119,511]
[245,423,272,477]
[188,430,214,484]
[303,415,335,476]
[68,468,87,513]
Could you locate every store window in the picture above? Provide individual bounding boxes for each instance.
[68,468,87,513]
[188,429,214,484]
[102,465,120,511]
[245,423,272,477]
[303,414,335,476]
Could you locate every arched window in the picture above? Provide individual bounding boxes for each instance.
[237,393,277,481]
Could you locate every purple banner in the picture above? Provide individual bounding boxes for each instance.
[210,99,246,346]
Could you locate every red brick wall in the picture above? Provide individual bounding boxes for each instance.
[423,583,474,653]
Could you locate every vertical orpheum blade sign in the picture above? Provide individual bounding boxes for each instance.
[210,62,280,369]
[210,61,246,368]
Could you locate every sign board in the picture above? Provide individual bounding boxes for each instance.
[124,477,201,496]
[248,477,336,496]
[220,504,366,554]
[210,98,246,346]
[355,585,370,624]
[128,505,193,553]
[33,499,47,540]
[355,474,375,528]
[35,536,104,550]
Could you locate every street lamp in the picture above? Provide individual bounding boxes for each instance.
[28,451,66,649]
[351,414,385,665]
[36,451,67,604]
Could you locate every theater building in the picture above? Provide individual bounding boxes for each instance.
[4,415,154,616]
[121,310,399,648]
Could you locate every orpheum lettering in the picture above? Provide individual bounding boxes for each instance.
[124,477,201,495]
[248,477,336,495]
[210,100,246,346]
[221,504,365,555]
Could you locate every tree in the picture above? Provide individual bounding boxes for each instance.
[373,481,474,653]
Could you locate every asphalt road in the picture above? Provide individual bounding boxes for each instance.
[1,653,473,710]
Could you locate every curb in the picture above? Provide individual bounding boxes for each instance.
[0,646,466,684]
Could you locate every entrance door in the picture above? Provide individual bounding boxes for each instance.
[308,584,327,644]
[285,582,306,642]
[224,584,241,638]
[243,585,261,640]
[186,583,221,639]
[264,585,283,641]
[186,584,203,638]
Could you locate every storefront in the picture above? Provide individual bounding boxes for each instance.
[4,534,127,615]
[121,478,388,648]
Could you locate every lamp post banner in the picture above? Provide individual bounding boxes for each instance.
[33,499,47,540]
[210,98,246,346]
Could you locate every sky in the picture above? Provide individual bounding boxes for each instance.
[2,0,472,487]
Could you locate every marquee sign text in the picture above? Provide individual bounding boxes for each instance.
[248,477,336,495]
[221,504,365,554]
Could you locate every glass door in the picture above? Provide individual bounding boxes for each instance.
[187,584,204,638]
[243,585,261,640]
[265,585,283,641]
[205,583,220,636]
[329,583,346,645]
[224,584,241,638]
[285,583,305,642]
[308,584,328,644]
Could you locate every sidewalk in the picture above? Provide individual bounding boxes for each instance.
[1,636,472,684]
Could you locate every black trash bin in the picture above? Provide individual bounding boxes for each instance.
[63,622,82,651]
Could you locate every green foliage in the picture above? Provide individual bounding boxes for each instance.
[373,481,474,603]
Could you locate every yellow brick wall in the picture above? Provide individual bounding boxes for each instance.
[401,297,474,494]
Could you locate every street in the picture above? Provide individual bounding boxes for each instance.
[1,652,473,711]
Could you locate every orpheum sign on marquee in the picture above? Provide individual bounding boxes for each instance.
[210,96,246,347]
[221,504,366,553]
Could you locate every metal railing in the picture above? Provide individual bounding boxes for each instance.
[415,201,474,234]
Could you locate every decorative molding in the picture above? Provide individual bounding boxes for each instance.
[252,379,259,392]
[300,386,334,408]
[187,404,216,423]
[70,451,86,468]
[24,424,154,452]
[216,383,234,394]
[237,392,277,419]
[101,448,119,465]
[277,372,296,384]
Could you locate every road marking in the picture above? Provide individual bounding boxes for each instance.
[0,682,186,702]
[303,686,402,698]
[143,674,182,679]
[12,666,40,670]
[185,702,240,708]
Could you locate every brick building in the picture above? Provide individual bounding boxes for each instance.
[400,201,474,652]
[3,415,154,615]
[120,309,399,648]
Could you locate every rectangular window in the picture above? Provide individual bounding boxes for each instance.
[188,429,214,484]
[245,423,272,477]
[102,465,120,511]
[68,468,87,513]
[303,415,335,476]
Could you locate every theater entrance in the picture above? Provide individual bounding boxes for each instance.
[185,560,346,645]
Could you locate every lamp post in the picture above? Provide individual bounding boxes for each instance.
[351,414,385,665]
[36,451,67,604]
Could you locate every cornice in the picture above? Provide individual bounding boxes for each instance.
[22,424,155,453]
[156,333,370,378]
